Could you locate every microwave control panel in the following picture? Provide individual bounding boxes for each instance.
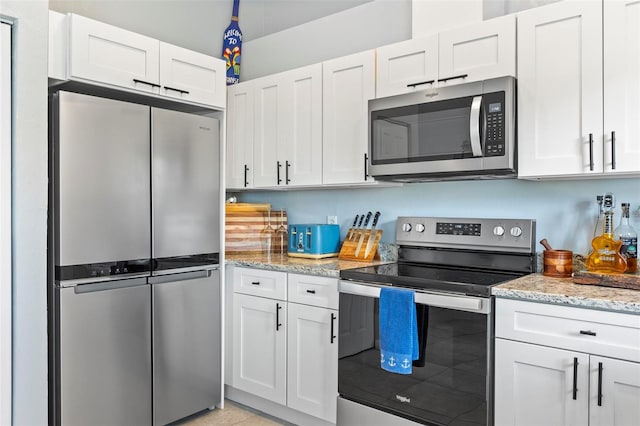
[484,91,505,157]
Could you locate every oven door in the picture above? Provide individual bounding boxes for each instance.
[338,280,493,426]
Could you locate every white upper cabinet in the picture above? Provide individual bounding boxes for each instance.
[52,13,225,109]
[376,36,438,98]
[517,1,603,178]
[226,81,254,189]
[438,14,516,86]
[603,0,640,175]
[376,15,515,98]
[159,42,226,108]
[69,13,160,92]
[323,50,376,185]
[253,64,322,188]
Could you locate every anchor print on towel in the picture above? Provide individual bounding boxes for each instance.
[380,353,385,365]
[401,358,411,369]
[388,356,397,367]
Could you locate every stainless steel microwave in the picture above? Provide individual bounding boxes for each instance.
[368,76,516,182]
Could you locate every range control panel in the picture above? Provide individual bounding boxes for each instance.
[396,217,535,253]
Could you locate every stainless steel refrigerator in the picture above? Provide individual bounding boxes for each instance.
[49,91,221,426]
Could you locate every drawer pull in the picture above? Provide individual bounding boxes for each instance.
[598,362,603,406]
[406,79,435,88]
[251,281,260,286]
[579,330,596,336]
[572,357,578,400]
[306,289,316,294]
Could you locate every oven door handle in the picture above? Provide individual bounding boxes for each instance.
[470,95,483,157]
[338,281,489,314]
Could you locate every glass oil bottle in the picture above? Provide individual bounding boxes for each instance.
[615,202,638,273]
[586,193,627,274]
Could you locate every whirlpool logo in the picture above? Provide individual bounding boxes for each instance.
[396,395,411,403]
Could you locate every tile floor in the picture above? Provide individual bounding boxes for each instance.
[178,400,289,426]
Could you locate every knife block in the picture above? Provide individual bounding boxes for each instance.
[338,229,383,262]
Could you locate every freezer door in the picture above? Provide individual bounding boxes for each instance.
[151,269,221,425]
[152,108,220,261]
[55,91,151,266]
[57,279,152,426]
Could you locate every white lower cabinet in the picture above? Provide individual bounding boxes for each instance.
[230,267,338,423]
[495,299,640,426]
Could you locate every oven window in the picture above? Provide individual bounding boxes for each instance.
[370,96,476,165]
[339,293,490,425]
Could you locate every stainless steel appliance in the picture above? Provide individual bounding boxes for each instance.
[338,217,535,426]
[368,76,516,182]
[48,91,221,425]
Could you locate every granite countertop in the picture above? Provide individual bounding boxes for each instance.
[493,273,640,315]
[225,252,393,278]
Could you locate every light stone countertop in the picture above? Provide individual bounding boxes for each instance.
[225,252,393,278]
[492,273,640,315]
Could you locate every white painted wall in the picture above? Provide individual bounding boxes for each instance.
[0,1,49,425]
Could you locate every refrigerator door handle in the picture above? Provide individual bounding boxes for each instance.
[149,269,213,285]
[74,277,148,294]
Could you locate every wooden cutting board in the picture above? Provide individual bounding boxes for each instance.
[225,203,287,254]
[573,270,640,290]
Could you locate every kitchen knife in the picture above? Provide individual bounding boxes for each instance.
[351,214,365,241]
[346,214,359,241]
[363,211,381,258]
[354,212,372,257]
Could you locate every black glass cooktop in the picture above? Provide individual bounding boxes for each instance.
[339,262,526,297]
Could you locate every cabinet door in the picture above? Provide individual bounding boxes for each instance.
[287,303,338,423]
[589,356,640,426]
[438,14,515,87]
[253,73,284,187]
[69,14,160,93]
[495,338,589,426]
[322,50,376,184]
[232,293,287,404]
[603,0,640,174]
[517,1,603,178]
[226,82,254,189]
[376,36,438,98]
[280,64,322,186]
[159,42,226,108]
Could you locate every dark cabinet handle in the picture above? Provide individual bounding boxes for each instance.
[598,362,603,406]
[611,131,616,170]
[276,303,282,331]
[251,281,260,286]
[306,289,316,294]
[330,313,336,344]
[276,161,282,185]
[364,153,368,181]
[285,160,291,184]
[244,165,249,187]
[406,79,435,88]
[133,78,160,88]
[589,133,594,171]
[163,85,190,95]
[572,357,578,400]
[580,330,596,336]
[437,74,468,83]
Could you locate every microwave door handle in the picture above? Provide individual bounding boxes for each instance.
[470,96,483,157]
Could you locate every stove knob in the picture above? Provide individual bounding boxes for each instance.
[510,226,523,237]
[415,223,425,233]
[402,223,412,232]
[493,225,505,236]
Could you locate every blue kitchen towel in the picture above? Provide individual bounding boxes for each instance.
[379,287,419,374]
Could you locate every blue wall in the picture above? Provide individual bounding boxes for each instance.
[236,177,640,255]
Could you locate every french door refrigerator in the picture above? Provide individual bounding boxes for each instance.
[49,91,221,426]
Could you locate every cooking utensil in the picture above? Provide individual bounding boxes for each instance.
[355,212,372,257]
[363,211,381,258]
[540,238,573,277]
[346,214,359,241]
[352,214,365,241]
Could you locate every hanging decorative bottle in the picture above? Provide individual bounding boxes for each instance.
[222,0,242,85]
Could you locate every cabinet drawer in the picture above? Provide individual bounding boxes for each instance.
[288,274,338,309]
[496,299,640,362]
[233,267,286,300]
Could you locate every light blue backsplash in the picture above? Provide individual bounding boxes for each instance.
[234,178,640,255]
